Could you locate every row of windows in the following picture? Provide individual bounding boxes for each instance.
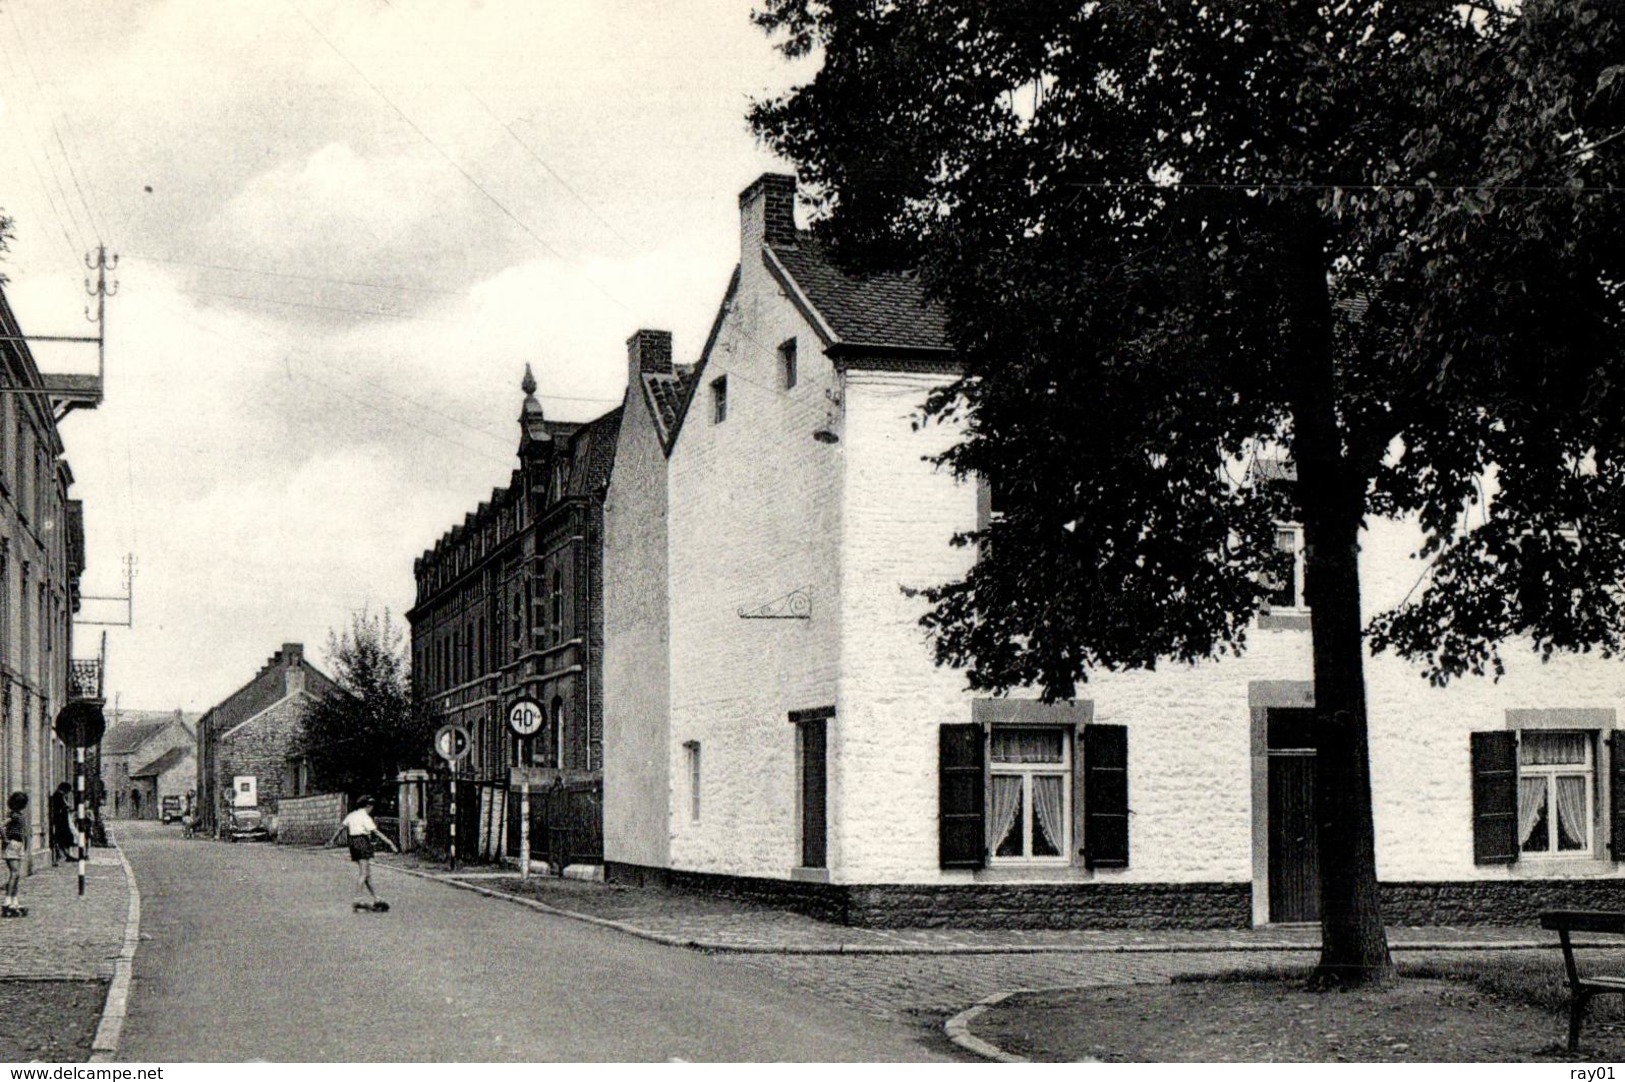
[417,567,572,694]
[708,337,800,426]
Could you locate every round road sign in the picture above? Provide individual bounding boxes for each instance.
[54,701,106,748]
[507,697,544,739]
[434,723,471,763]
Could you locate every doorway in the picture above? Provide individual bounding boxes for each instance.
[1267,707,1319,923]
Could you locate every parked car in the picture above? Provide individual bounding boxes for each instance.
[159,795,183,823]
[224,807,271,843]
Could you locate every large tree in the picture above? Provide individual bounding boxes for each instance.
[302,609,432,804]
[752,0,1625,984]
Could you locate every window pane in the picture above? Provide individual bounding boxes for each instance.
[1031,775,1064,857]
[991,728,1063,764]
[1519,776,1550,853]
[992,777,1024,857]
[1520,731,1590,766]
[1556,774,1589,851]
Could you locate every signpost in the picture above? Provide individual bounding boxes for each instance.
[507,698,544,879]
[434,724,471,870]
[54,701,105,898]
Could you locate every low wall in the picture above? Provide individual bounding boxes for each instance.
[276,793,345,846]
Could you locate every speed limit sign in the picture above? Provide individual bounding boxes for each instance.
[508,697,544,739]
[434,723,471,763]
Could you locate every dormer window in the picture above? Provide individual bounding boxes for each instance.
[711,376,728,424]
[779,339,797,390]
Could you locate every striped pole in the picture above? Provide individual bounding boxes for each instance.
[75,744,86,896]
[449,762,457,872]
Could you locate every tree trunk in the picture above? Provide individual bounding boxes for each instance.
[1283,213,1395,987]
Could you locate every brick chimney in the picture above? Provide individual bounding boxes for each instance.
[739,173,798,254]
[626,329,673,390]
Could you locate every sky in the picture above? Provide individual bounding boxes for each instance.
[0,0,811,711]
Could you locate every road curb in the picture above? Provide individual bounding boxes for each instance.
[943,990,1030,1063]
[375,863,1562,957]
[89,831,142,1063]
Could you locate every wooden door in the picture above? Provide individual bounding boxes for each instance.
[1268,750,1319,922]
[800,719,827,868]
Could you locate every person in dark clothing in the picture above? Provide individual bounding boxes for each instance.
[49,783,74,866]
[4,791,28,917]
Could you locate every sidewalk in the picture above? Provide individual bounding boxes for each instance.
[0,851,130,980]
[378,854,1568,956]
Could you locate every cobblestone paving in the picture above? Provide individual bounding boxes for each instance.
[0,852,128,979]
[383,854,1578,1046]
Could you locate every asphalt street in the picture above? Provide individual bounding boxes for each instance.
[113,822,949,1062]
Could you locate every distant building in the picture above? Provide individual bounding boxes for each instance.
[100,709,195,818]
[130,745,195,820]
[0,282,101,860]
[196,644,336,835]
[409,369,620,870]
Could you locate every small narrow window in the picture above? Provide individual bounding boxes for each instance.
[779,338,798,389]
[685,740,701,821]
[552,696,566,769]
[711,376,728,424]
[1267,525,1305,609]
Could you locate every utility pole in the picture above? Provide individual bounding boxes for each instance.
[84,245,117,395]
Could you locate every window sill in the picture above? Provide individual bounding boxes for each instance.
[974,864,1092,883]
[1259,609,1311,631]
[1510,856,1618,878]
[790,866,829,883]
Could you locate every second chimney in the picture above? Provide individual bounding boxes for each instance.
[627,329,673,390]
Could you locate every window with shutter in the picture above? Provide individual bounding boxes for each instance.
[1612,731,1625,861]
[1083,723,1129,869]
[1471,730,1518,865]
[939,724,985,869]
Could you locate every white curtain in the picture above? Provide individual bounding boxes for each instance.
[1519,776,1547,849]
[1521,731,1589,766]
[1031,775,1065,857]
[992,729,1063,764]
[989,776,1022,855]
[1555,775,1589,850]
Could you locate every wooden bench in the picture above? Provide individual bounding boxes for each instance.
[1540,910,1625,1052]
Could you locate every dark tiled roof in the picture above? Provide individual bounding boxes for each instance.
[131,745,193,779]
[102,719,170,757]
[565,407,622,497]
[768,240,949,352]
[642,370,691,448]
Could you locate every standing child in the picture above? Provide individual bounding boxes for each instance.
[329,795,398,911]
[4,791,28,917]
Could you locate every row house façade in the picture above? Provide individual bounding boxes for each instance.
[596,172,1625,929]
[0,282,100,863]
[408,373,620,848]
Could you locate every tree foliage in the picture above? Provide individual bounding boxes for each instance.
[302,609,431,804]
[752,0,1625,983]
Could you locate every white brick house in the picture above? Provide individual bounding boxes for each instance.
[602,172,1625,928]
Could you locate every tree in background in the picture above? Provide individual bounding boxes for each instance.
[303,609,431,805]
[752,0,1625,985]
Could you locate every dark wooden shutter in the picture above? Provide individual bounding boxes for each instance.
[1083,723,1129,869]
[939,724,985,869]
[1471,731,1518,865]
[800,719,827,869]
[1610,731,1625,860]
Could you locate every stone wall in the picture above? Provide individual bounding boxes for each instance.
[276,792,344,846]
[217,693,310,818]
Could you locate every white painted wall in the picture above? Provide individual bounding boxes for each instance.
[665,196,844,877]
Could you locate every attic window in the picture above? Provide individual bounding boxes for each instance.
[711,376,728,425]
[780,338,798,389]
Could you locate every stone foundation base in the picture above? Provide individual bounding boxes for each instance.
[606,864,1625,929]
[604,863,1249,928]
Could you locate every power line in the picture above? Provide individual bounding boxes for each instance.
[5,4,108,241]
[0,9,97,248]
[173,286,462,324]
[1066,179,1624,194]
[126,253,468,298]
[374,0,639,251]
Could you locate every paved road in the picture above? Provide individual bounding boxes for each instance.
[113,822,948,1062]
